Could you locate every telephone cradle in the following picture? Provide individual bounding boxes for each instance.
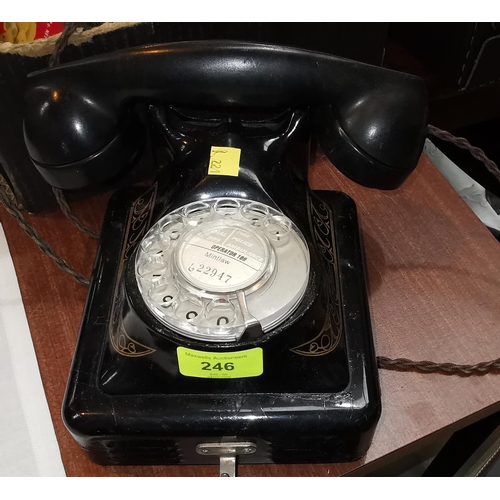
[23,41,428,474]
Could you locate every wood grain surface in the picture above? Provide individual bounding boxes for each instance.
[1,152,500,477]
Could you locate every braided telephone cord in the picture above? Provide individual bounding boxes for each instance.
[48,23,78,67]
[378,356,500,375]
[378,125,500,375]
[52,187,99,239]
[0,24,95,286]
[0,178,89,286]
[428,124,500,184]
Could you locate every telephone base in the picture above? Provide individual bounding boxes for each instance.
[62,187,380,467]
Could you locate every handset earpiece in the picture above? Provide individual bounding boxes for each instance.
[316,76,428,190]
[315,89,428,190]
[24,81,146,190]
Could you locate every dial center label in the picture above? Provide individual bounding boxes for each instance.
[177,222,270,293]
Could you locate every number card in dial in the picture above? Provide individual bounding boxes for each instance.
[177,347,263,379]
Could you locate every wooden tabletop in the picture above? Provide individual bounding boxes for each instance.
[1,152,500,477]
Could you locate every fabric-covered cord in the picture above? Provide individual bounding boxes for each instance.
[428,124,500,184]
[0,23,94,286]
[0,179,89,286]
[376,124,500,376]
[52,188,99,239]
[48,23,78,67]
[377,356,500,376]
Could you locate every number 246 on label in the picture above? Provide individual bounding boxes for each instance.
[177,347,263,379]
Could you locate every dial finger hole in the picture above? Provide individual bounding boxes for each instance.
[140,233,159,254]
[159,215,184,242]
[241,202,269,227]
[137,259,168,283]
[214,198,241,217]
[174,294,204,324]
[183,202,212,227]
[205,298,237,329]
[264,216,291,246]
[145,242,170,264]
[148,280,179,310]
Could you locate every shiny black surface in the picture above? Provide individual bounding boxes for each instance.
[111,108,348,395]
[24,41,427,190]
[64,189,380,465]
[62,107,381,465]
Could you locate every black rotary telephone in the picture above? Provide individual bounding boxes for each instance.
[24,41,427,475]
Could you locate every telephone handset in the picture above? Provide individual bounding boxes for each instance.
[24,40,427,190]
[24,41,428,473]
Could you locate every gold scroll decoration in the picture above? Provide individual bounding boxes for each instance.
[109,185,157,357]
[290,193,342,356]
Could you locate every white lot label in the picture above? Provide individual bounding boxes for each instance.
[177,223,269,292]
